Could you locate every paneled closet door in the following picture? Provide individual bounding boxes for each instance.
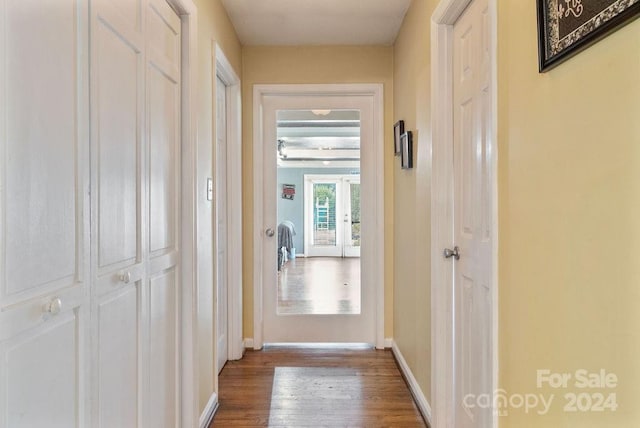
[90,0,146,426]
[90,0,181,426]
[0,1,91,427]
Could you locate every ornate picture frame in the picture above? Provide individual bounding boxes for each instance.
[537,0,640,72]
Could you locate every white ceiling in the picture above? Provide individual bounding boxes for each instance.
[220,0,412,46]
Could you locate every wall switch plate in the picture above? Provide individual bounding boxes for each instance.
[207,178,213,201]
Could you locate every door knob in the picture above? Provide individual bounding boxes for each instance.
[265,228,275,237]
[119,271,132,284]
[443,246,460,260]
[45,297,63,315]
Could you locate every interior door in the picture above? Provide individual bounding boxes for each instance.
[452,0,493,426]
[262,95,375,344]
[215,75,229,373]
[0,1,90,426]
[91,0,181,426]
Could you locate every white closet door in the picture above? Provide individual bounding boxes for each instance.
[146,0,181,426]
[452,0,493,426]
[0,1,90,427]
[91,0,181,426]
[90,0,146,426]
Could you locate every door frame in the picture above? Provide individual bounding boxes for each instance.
[213,44,243,365]
[163,1,198,426]
[430,0,498,427]
[252,84,385,349]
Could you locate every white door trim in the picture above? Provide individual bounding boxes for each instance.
[214,44,243,363]
[163,1,198,426]
[252,84,385,350]
[430,0,498,427]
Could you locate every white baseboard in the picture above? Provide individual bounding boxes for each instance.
[198,392,219,428]
[391,341,432,425]
[384,338,393,348]
[243,338,254,349]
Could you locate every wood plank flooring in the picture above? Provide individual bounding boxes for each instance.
[210,347,427,427]
[278,257,360,315]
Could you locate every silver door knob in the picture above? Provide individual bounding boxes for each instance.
[265,228,275,237]
[443,246,460,260]
[45,297,63,315]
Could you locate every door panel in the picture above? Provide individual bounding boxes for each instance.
[4,314,78,428]
[149,270,178,428]
[3,0,81,297]
[0,1,90,427]
[95,16,142,270]
[97,287,140,428]
[148,64,179,255]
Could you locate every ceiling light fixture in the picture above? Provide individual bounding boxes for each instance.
[311,109,331,116]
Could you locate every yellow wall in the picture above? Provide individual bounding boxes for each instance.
[498,2,640,426]
[392,0,438,403]
[193,0,242,413]
[241,46,395,339]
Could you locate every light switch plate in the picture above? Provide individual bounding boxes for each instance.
[207,178,213,201]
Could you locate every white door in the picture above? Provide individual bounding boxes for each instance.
[342,176,361,258]
[215,75,229,373]
[304,175,360,258]
[90,0,181,426]
[0,1,91,426]
[452,0,494,426]
[262,95,375,344]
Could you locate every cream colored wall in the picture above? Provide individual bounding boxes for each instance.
[392,0,438,404]
[193,0,242,413]
[498,2,640,426]
[241,46,395,339]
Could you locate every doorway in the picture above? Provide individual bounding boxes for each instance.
[213,44,243,377]
[252,84,384,348]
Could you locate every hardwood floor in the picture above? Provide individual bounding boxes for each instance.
[211,347,427,427]
[278,257,360,315]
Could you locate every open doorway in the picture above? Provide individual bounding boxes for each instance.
[276,110,361,316]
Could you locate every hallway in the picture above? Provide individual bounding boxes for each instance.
[211,347,427,427]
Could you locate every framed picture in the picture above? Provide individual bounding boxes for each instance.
[282,184,295,200]
[400,131,413,169]
[393,120,404,155]
[537,0,640,72]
